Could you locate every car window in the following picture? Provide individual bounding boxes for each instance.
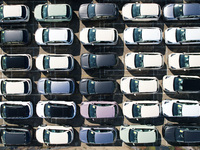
[43,130,50,144]
[42,4,48,19]
[0,6,3,20]
[132,4,140,18]
[88,4,95,18]
[43,29,49,43]
[88,29,96,43]
[176,29,186,42]
[174,4,183,18]
[133,104,141,117]
[87,80,95,94]
[1,80,6,94]
[87,130,95,143]
[44,80,51,93]
[89,54,97,68]
[133,28,142,42]
[130,79,139,93]
[88,104,96,118]
[172,103,182,116]
[179,54,189,68]
[174,77,183,91]
[129,129,138,143]
[135,54,144,68]
[43,56,50,69]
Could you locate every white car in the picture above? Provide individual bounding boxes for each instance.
[124,27,162,45]
[80,27,118,45]
[163,75,200,93]
[36,101,76,119]
[0,78,32,96]
[123,101,161,119]
[0,4,30,23]
[36,125,74,145]
[165,27,200,45]
[122,3,161,21]
[120,77,159,94]
[36,54,74,71]
[35,28,74,45]
[125,52,163,70]
[0,101,33,119]
[168,53,200,70]
[162,100,200,118]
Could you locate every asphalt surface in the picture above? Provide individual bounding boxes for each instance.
[1,0,200,149]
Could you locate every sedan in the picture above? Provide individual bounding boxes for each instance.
[165,27,200,45]
[0,125,32,146]
[123,101,161,119]
[0,78,32,96]
[120,125,158,144]
[163,3,200,21]
[79,3,118,20]
[125,52,163,70]
[122,3,161,21]
[79,79,117,95]
[0,54,32,71]
[0,29,30,45]
[163,75,200,93]
[163,124,200,144]
[168,53,200,70]
[37,78,75,95]
[36,54,74,71]
[124,27,162,45]
[36,125,74,145]
[35,28,73,45]
[34,4,72,22]
[81,53,118,69]
[120,77,159,94]
[162,100,200,118]
[80,101,118,119]
[80,27,118,45]
[36,101,76,119]
[0,4,30,23]
[79,127,117,144]
[0,101,33,119]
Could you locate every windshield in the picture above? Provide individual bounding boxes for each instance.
[176,29,186,42]
[179,54,189,68]
[174,77,183,91]
[133,28,142,42]
[87,130,95,143]
[0,30,5,43]
[43,130,50,144]
[133,104,141,117]
[43,29,49,43]
[88,104,96,118]
[174,4,183,18]
[132,4,140,17]
[89,54,97,68]
[129,129,138,143]
[88,4,95,18]
[42,4,48,19]
[130,79,139,93]
[1,104,6,118]
[135,54,144,68]
[87,80,95,94]
[88,29,96,43]
[43,56,50,69]
[175,128,185,142]
[1,56,7,70]
[1,80,6,94]
[0,6,3,20]
[45,80,51,93]
[172,103,182,116]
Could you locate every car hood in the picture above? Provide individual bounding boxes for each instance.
[122,4,132,19]
[80,103,89,118]
[124,28,134,43]
[35,28,44,45]
[95,132,114,144]
[168,53,180,69]
[79,129,88,143]
[163,76,175,92]
[120,77,131,93]
[164,127,175,142]
[36,55,44,70]
[163,4,174,19]
[96,54,116,67]
[36,101,46,118]
[51,81,70,94]
[81,54,90,69]
[95,81,115,94]
[123,103,133,118]
[120,127,130,143]
[96,106,115,118]
[125,53,136,69]
[165,28,177,44]
[80,28,89,44]
[79,80,88,95]
[36,128,44,143]
[79,4,88,19]
[37,79,45,94]
[34,5,42,20]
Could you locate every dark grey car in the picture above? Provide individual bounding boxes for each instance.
[79,3,118,20]
[79,79,117,95]
[81,53,118,69]
[0,29,30,45]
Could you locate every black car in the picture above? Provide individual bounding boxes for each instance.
[81,53,118,69]
[0,54,32,71]
[163,124,200,144]
[0,125,32,146]
[79,3,118,20]
[79,79,117,95]
[0,29,30,45]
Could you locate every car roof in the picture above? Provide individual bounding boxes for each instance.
[95,130,114,144]
[95,80,115,93]
[48,4,67,17]
[182,78,200,91]
[183,4,200,16]
[3,5,22,18]
[51,80,71,94]
[3,55,29,69]
[184,130,200,142]
[96,54,117,67]
[96,29,115,42]
[3,30,23,43]
[95,3,116,16]
[3,130,27,145]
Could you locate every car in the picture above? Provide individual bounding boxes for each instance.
[163,75,200,93]
[0,125,32,146]
[163,3,200,21]
[36,54,74,71]
[37,78,75,95]
[79,3,118,20]
[120,77,159,94]
[34,4,72,22]
[36,101,76,119]
[0,4,30,23]
[79,126,117,144]
[122,3,161,21]
[0,54,32,71]
[79,79,117,95]
[123,101,161,119]
[80,101,119,119]
[165,27,200,45]
[162,100,200,118]
[124,27,162,45]
[80,27,118,45]
[0,101,33,119]
[36,125,74,145]
[125,52,163,70]
[81,53,118,69]
[35,28,74,45]
[168,53,200,70]
[0,78,32,96]
[0,29,30,45]
[120,125,158,144]
[163,124,200,144]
